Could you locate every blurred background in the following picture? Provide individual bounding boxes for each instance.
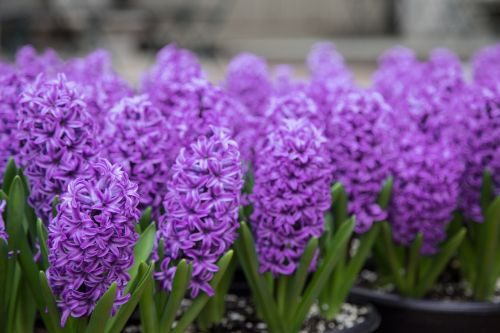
[0,0,499,86]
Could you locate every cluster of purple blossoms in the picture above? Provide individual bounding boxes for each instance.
[458,84,500,221]
[372,46,421,109]
[0,71,23,171]
[103,95,172,214]
[265,92,320,127]
[155,127,243,297]
[389,129,464,254]
[15,45,61,80]
[328,90,392,233]
[47,159,140,325]
[272,65,307,97]
[17,74,98,221]
[0,201,6,242]
[141,44,204,117]
[64,50,133,133]
[306,43,353,120]
[472,43,500,89]
[225,52,272,116]
[251,118,332,275]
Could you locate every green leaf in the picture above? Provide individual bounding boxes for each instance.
[474,195,500,300]
[52,195,59,219]
[331,183,348,230]
[106,263,154,333]
[2,158,17,194]
[405,233,423,295]
[378,222,405,291]
[129,223,156,281]
[159,260,192,333]
[415,228,466,298]
[139,207,153,232]
[481,170,493,214]
[85,283,117,333]
[291,218,354,332]
[285,238,318,318]
[139,269,159,333]
[39,271,65,332]
[377,177,393,209]
[234,224,285,333]
[172,251,235,333]
[36,219,50,270]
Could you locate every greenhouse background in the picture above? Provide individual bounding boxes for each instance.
[1,0,498,84]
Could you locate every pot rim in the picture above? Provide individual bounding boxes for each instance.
[350,286,500,314]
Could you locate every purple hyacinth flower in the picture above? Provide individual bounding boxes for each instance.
[47,158,140,326]
[225,52,272,116]
[155,127,243,297]
[327,90,393,233]
[15,45,61,80]
[389,129,464,254]
[306,43,353,121]
[265,92,320,127]
[0,201,7,242]
[103,95,172,214]
[64,50,133,134]
[0,70,23,172]
[251,118,332,275]
[17,74,98,221]
[458,84,500,221]
[141,44,204,117]
[472,43,500,89]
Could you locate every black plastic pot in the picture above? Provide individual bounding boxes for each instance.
[349,286,500,333]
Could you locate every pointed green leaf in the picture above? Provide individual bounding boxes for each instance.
[415,228,466,298]
[172,251,237,333]
[129,223,156,280]
[85,283,117,333]
[481,170,493,214]
[159,260,192,333]
[286,237,318,318]
[234,224,285,333]
[106,263,154,333]
[291,218,354,332]
[139,207,153,232]
[377,177,393,209]
[37,219,50,270]
[405,233,423,294]
[2,158,17,193]
[139,269,159,333]
[52,195,59,219]
[39,271,65,332]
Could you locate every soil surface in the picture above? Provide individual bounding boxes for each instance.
[357,261,500,302]
[191,294,371,333]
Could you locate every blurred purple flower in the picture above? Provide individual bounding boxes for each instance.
[389,129,464,254]
[103,95,172,215]
[472,43,500,89]
[225,52,272,116]
[328,90,393,233]
[17,74,98,221]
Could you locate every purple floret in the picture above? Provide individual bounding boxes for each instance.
[328,90,392,233]
[103,95,172,215]
[47,158,140,326]
[251,118,332,275]
[389,129,464,254]
[155,127,243,297]
[17,74,98,222]
[225,52,272,116]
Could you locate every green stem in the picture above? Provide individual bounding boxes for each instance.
[277,276,287,317]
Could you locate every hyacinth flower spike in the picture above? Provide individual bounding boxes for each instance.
[139,127,242,333]
[6,159,155,333]
[235,118,355,333]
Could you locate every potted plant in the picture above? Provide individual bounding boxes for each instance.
[351,45,500,333]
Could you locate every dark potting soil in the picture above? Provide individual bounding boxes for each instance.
[192,294,372,333]
[357,261,500,302]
